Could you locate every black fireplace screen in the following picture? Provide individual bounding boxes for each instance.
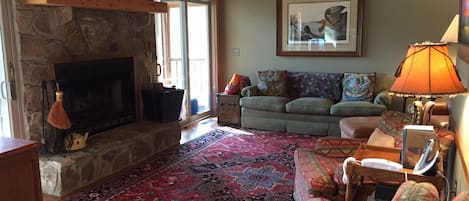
[55,57,136,135]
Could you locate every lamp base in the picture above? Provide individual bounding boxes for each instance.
[412,100,436,125]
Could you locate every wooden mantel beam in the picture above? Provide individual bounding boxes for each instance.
[24,0,168,13]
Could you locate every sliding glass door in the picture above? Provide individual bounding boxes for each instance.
[187,2,211,117]
[0,1,22,138]
[156,0,214,123]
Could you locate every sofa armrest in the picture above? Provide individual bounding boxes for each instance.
[241,85,260,97]
[373,90,392,109]
[432,100,449,115]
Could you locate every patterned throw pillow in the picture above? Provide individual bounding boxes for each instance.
[391,181,439,201]
[257,70,287,96]
[287,72,343,102]
[378,110,412,148]
[341,72,376,102]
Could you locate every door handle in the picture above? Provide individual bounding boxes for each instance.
[8,62,16,101]
[0,81,6,99]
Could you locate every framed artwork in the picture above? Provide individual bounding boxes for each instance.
[460,0,469,44]
[276,0,363,57]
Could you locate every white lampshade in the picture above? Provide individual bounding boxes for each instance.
[441,14,459,43]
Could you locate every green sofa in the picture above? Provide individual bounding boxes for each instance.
[240,71,393,137]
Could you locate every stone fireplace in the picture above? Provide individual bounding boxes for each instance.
[16,4,158,141]
[55,57,136,135]
[15,1,182,197]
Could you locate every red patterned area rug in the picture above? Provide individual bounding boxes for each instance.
[65,128,318,201]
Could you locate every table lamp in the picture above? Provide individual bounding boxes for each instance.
[389,42,466,125]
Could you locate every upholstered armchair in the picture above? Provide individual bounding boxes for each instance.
[293,108,454,201]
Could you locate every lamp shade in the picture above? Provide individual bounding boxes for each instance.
[390,42,465,96]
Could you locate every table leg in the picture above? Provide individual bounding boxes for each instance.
[345,175,354,201]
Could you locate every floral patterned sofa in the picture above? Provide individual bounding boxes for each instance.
[240,70,394,136]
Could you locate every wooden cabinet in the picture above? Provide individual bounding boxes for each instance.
[217,93,240,125]
[0,137,42,201]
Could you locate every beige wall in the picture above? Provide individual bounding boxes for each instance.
[451,93,469,194]
[452,50,469,194]
[218,0,458,92]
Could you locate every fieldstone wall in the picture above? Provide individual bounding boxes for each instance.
[15,0,156,141]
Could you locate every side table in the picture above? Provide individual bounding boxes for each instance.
[216,93,240,126]
[345,144,445,201]
[0,137,42,201]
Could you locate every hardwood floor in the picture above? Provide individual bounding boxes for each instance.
[180,117,219,144]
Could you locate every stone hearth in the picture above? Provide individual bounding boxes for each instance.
[39,121,181,196]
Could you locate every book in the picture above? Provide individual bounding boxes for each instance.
[401,125,438,169]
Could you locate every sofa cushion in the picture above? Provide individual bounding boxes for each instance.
[257,70,287,96]
[239,96,290,112]
[330,101,386,116]
[287,72,343,102]
[286,97,334,115]
[294,148,342,198]
[341,72,376,102]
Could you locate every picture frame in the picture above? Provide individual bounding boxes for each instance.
[276,0,363,57]
[459,0,469,44]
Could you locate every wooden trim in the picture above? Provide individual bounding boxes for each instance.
[24,0,168,13]
[212,0,220,111]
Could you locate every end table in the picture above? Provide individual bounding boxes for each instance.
[345,144,445,201]
[216,93,240,126]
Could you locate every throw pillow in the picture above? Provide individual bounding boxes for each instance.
[391,181,439,201]
[257,70,287,96]
[313,137,366,158]
[378,110,412,148]
[240,75,251,90]
[373,90,392,106]
[367,128,395,148]
[341,72,376,102]
[224,73,251,95]
[224,73,242,94]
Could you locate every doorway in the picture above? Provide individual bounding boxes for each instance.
[0,1,22,138]
[156,0,214,125]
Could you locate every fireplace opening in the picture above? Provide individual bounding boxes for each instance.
[55,57,136,135]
